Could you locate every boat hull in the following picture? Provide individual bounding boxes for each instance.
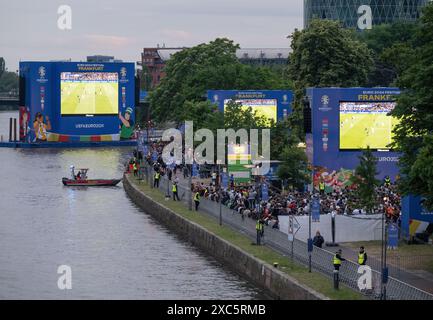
[62,178,121,186]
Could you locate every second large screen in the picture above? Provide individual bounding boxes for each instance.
[339,101,399,150]
[61,72,118,116]
[224,99,277,126]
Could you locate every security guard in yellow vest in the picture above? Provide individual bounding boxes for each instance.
[384,176,391,187]
[153,170,160,188]
[172,182,180,201]
[133,162,138,177]
[256,219,264,245]
[333,249,346,271]
[358,246,367,265]
[194,191,200,211]
[319,181,325,194]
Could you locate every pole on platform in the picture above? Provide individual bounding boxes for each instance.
[333,270,339,290]
[308,193,312,273]
[13,118,17,142]
[9,118,12,142]
[381,204,388,301]
[219,164,222,226]
[188,164,192,211]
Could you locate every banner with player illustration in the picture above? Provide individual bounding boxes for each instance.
[19,61,135,141]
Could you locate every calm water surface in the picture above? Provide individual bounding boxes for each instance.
[0,111,265,299]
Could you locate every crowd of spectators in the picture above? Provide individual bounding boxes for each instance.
[135,138,402,229]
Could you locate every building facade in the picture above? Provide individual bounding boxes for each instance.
[87,55,123,63]
[304,0,429,29]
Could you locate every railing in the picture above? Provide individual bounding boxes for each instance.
[138,163,433,300]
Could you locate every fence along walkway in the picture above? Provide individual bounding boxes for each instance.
[139,166,433,300]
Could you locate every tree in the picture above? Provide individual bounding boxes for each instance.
[350,147,380,214]
[391,3,433,210]
[223,100,269,131]
[287,19,374,140]
[180,100,224,132]
[277,141,311,191]
[269,118,299,161]
[408,135,433,209]
[0,57,5,79]
[356,22,419,86]
[148,38,287,125]
[0,70,18,94]
[288,19,373,89]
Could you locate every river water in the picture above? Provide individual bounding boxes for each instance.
[0,111,264,299]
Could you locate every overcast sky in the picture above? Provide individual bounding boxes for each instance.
[0,0,303,71]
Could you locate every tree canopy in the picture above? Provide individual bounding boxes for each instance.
[287,19,374,140]
[350,147,380,214]
[148,38,288,125]
[391,3,433,209]
[356,22,419,86]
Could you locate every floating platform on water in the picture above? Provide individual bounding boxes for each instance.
[0,140,137,149]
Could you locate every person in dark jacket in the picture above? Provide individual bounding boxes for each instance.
[312,231,325,248]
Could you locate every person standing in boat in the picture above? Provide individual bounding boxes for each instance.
[70,165,76,180]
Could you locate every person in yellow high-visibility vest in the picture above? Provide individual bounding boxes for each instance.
[319,181,325,194]
[256,219,264,245]
[194,190,200,211]
[172,182,180,201]
[154,170,160,188]
[133,162,138,177]
[358,246,368,266]
[333,249,346,271]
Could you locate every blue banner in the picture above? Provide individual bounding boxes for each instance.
[192,163,199,177]
[312,197,320,222]
[221,172,228,189]
[261,183,269,201]
[387,223,399,249]
[151,151,158,162]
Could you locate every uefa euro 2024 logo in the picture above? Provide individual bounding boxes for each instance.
[120,67,127,79]
[321,95,329,106]
[38,66,46,79]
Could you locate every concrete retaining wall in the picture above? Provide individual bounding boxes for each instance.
[123,175,328,300]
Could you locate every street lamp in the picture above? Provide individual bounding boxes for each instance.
[217,160,223,226]
[381,196,389,300]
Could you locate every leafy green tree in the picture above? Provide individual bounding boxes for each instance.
[356,22,419,86]
[287,19,374,140]
[0,57,5,79]
[149,38,287,125]
[180,100,224,132]
[277,140,311,191]
[408,135,433,209]
[269,118,295,161]
[223,100,269,131]
[0,70,18,94]
[391,3,433,209]
[350,147,380,214]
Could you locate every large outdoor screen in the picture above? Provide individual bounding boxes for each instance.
[339,101,399,150]
[224,99,277,126]
[60,72,118,116]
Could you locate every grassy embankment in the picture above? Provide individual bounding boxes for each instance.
[129,175,365,300]
[344,241,433,274]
